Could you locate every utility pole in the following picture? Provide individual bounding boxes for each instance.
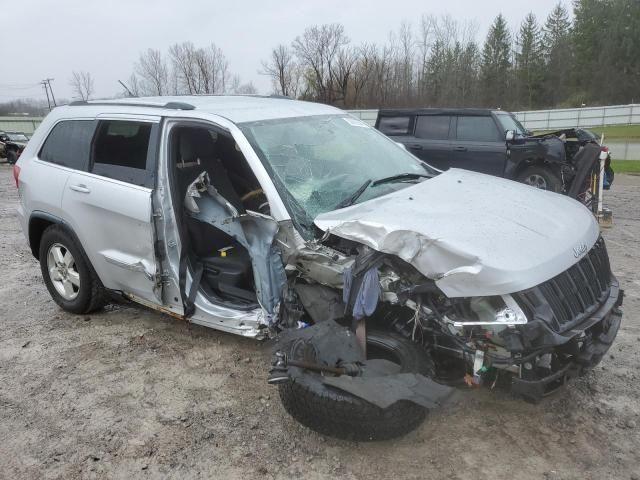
[45,78,56,106]
[41,80,52,111]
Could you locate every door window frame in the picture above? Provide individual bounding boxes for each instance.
[412,115,454,140]
[89,117,161,188]
[452,115,502,142]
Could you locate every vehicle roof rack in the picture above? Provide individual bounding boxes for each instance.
[68,100,195,110]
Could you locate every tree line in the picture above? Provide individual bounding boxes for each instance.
[260,0,639,110]
[3,0,637,116]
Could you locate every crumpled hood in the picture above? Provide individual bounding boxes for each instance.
[314,169,599,297]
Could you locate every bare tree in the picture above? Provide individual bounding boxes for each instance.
[135,48,168,95]
[351,43,375,106]
[334,46,358,105]
[261,44,298,96]
[232,79,258,94]
[292,23,350,103]
[169,42,198,94]
[69,71,94,100]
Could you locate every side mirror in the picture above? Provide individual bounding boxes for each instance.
[505,130,515,142]
[395,142,407,150]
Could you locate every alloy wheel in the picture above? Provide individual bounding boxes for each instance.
[524,173,548,190]
[47,243,80,300]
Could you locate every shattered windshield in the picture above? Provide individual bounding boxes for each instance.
[496,113,528,136]
[240,115,436,227]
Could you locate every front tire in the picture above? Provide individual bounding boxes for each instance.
[517,165,562,192]
[278,329,435,441]
[39,225,106,314]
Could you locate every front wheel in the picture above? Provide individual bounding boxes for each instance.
[278,329,435,441]
[39,225,106,314]
[517,165,562,192]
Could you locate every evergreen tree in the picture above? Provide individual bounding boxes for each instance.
[480,14,512,107]
[542,2,573,106]
[516,13,545,109]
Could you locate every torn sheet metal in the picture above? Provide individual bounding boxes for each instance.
[314,168,599,297]
[185,172,286,322]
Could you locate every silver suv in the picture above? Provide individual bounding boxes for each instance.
[14,96,623,440]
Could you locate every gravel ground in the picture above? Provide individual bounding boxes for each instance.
[0,164,638,480]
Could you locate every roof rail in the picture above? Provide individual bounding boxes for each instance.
[68,100,196,110]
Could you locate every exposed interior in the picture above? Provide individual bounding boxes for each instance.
[169,124,267,308]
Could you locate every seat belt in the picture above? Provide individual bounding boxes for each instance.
[178,212,203,320]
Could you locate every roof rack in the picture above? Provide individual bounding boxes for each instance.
[68,100,195,110]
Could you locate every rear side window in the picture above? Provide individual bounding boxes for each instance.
[414,116,450,140]
[378,116,411,135]
[92,120,155,187]
[456,116,499,142]
[39,120,95,170]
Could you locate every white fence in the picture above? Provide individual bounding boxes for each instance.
[0,116,44,135]
[348,104,640,130]
[514,104,640,130]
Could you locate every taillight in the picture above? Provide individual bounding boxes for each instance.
[12,164,20,188]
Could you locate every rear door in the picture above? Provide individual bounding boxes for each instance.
[451,115,507,176]
[411,114,453,169]
[62,117,163,305]
[23,120,96,226]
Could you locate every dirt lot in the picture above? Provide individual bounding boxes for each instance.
[0,164,638,480]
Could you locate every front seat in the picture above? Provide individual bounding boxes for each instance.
[177,129,255,303]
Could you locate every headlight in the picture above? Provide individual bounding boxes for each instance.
[449,295,527,327]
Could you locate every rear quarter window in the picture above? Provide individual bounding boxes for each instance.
[377,116,411,135]
[39,120,96,171]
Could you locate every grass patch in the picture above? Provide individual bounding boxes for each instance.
[611,159,640,174]
[591,125,640,140]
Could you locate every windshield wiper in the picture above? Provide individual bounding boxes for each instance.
[335,179,372,209]
[370,172,431,187]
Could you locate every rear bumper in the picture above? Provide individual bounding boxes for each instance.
[510,278,623,402]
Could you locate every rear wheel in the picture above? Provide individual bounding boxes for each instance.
[278,329,435,441]
[39,225,106,314]
[517,165,562,192]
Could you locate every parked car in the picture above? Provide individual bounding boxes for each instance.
[14,97,623,440]
[0,131,29,164]
[375,108,612,204]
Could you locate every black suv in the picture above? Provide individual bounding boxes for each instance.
[376,108,612,203]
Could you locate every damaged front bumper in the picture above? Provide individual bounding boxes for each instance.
[508,278,623,402]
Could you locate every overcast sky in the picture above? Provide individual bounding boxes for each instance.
[2,0,566,103]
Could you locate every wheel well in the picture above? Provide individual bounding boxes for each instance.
[515,159,557,179]
[28,217,56,260]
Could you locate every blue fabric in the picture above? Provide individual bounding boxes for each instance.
[343,266,380,320]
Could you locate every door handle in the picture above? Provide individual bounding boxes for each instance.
[408,144,423,150]
[454,146,467,151]
[69,184,90,193]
